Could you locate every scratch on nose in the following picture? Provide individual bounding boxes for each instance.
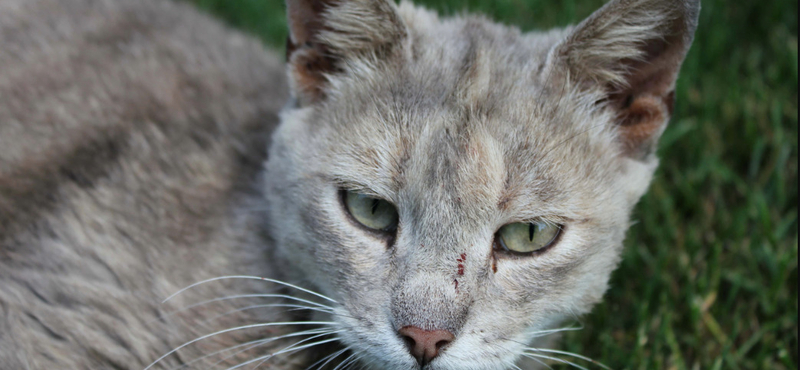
[456,253,466,276]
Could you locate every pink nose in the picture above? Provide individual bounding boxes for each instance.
[398,326,455,365]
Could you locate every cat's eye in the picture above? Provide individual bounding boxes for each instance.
[344,191,399,232]
[496,222,561,254]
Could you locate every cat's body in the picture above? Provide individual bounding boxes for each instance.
[0,0,698,369]
[0,1,297,368]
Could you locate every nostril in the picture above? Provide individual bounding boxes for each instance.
[402,335,416,351]
[398,326,455,365]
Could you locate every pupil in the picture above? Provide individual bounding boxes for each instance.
[370,199,380,215]
[528,223,535,241]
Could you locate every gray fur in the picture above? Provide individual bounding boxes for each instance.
[0,0,295,368]
[271,0,699,368]
[1,0,699,369]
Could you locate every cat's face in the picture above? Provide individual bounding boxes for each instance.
[265,0,698,368]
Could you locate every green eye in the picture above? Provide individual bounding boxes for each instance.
[496,222,561,254]
[344,191,399,232]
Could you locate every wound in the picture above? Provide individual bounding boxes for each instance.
[456,253,467,276]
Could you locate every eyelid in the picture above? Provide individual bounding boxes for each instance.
[503,217,569,229]
[333,180,389,201]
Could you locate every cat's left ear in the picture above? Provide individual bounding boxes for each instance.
[551,0,700,157]
[285,0,408,105]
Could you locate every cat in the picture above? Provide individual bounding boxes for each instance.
[0,0,699,369]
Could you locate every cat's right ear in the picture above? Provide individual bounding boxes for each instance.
[285,0,408,105]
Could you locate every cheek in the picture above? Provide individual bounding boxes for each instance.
[490,254,570,305]
[299,191,394,291]
[483,252,601,324]
[535,243,621,316]
[564,245,622,312]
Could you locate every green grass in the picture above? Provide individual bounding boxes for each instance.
[187,0,798,369]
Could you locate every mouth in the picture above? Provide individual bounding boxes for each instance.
[145,276,603,370]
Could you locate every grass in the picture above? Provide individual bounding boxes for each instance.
[187,0,798,369]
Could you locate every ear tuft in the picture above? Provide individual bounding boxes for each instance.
[285,0,407,105]
[553,0,700,158]
[286,37,339,103]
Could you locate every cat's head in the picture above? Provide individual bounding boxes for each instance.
[264,0,699,368]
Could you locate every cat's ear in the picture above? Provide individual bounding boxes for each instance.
[285,0,408,105]
[551,0,700,157]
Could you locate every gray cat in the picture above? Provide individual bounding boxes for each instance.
[0,0,699,369]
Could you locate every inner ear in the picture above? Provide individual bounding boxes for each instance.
[286,39,340,104]
[609,89,675,157]
[285,0,341,104]
[607,38,683,157]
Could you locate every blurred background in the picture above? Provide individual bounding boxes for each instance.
[186,0,798,369]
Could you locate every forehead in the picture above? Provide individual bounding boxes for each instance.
[309,18,622,220]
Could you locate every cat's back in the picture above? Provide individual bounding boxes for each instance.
[0,0,291,368]
[0,0,287,172]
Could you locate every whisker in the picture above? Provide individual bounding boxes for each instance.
[331,353,358,370]
[247,330,344,370]
[349,350,375,370]
[200,303,339,326]
[525,348,611,370]
[306,347,349,370]
[497,331,596,370]
[502,325,611,370]
[153,293,334,327]
[226,332,341,370]
[522,354,553,370]
[250,352,275,370]
[170,328,337,370]
[226,337,342,370]
[348,349,370,370]
[162,276,338,305]
[144,321,337,370]
[342,355,360,370]
[260,332,342,358]
[523,353,589,370]
[492,336,549,370]
[526,324,585,339]
[508,362,524,370]
[169,293,332,314]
